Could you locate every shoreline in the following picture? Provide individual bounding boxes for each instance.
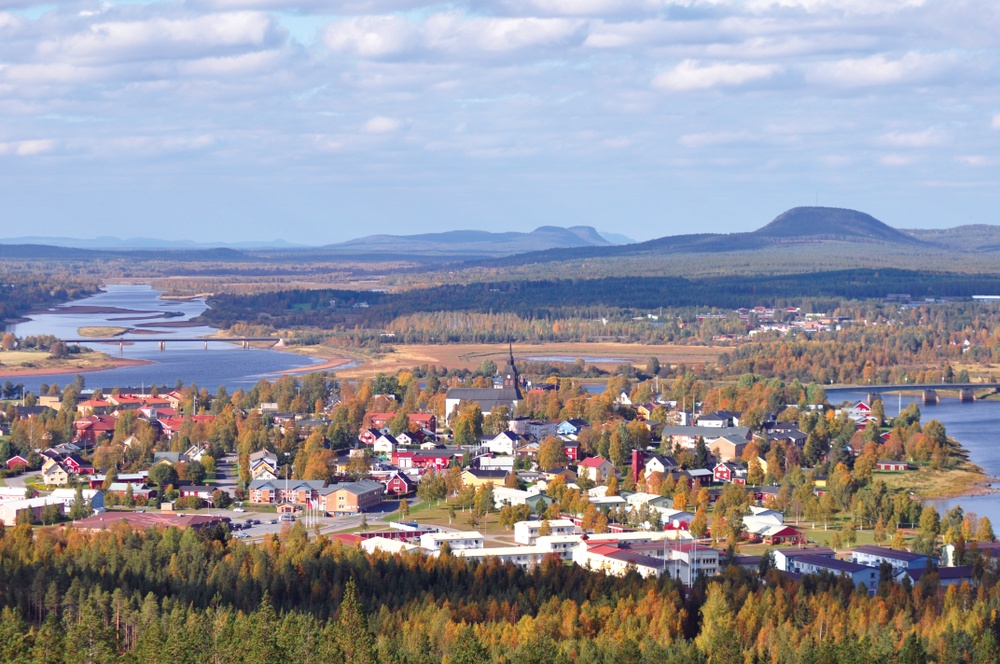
[0,355,154,378]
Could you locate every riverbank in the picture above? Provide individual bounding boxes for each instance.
[0,351,153,377]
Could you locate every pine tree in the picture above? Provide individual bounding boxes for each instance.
[336,580,377,664]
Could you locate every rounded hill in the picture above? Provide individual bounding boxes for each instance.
[753,207,918,244]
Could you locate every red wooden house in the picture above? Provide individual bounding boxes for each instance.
[5,455,29,470]
[713,462,747,485]
[382,472,415,496]
[876,460,909,472]
[73,415,118,445]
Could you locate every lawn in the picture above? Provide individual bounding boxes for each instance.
[382,500,518,545]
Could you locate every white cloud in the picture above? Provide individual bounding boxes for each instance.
[993,113,1000,130]
[324,12,585,59]
[809,51,955,87]
[324,15,421,58]
[679,131,756,148]
[955,155,993,166]
[363,116,402,133]
[36,12,280,65]
[880,128,947,147]
[0,139,55,156]
[880,154,916,166]
[653,59,779,91]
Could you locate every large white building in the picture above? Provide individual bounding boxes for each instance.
[514,519,577,545]
[420,531,484,551]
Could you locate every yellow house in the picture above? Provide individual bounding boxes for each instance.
[41,459,69,487]
[461,469,508,488]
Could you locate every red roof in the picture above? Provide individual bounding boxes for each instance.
[580,456,610,468]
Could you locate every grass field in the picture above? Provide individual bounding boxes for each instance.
[290,342,723,379]
[0,349,150,376]
[77,326,129,337]
[873,462,992,498]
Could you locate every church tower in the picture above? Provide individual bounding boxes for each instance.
[502,342,523,398]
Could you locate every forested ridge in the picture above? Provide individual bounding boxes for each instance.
[1,521,1000,663]
[0,274,97,325]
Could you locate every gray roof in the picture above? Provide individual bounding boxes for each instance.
[660,426,751,440]
[796,554,869,574]
[853,545,927,562]
[446,387,521,413]
[248,479,326,491]
[319,479,384,496]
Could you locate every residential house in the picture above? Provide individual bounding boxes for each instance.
[562,439,580,462]
[486,431,523,456]
[698,410,741,427]
[578,456,616,483]
[479,456,515,472]
[382,472,415,496]
[461,468,508,488]
[645,455,679,477]
[875,460,909,472]
[373,434,398,455]
[41,459,69,486]
[660,425,752,449]
[6,455,29,471]
[557,419,588,438]
[248,450,280,481]
[709,436,749,463]
[73,414,118,446]
[713,462,747,485]
[359,428,383,446]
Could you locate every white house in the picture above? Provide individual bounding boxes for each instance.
[373,434,397,455]
[514,519,577,545]
[487,431,523,456]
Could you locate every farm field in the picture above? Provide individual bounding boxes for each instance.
[287,342,723,379]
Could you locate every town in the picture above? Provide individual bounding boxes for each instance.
[1,344,989,601]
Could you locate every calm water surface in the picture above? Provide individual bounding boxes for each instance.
[831,389,1000,521]
[2,284,322,391]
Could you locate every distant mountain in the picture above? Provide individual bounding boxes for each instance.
[599,231,636,245]
[320,225,612,257]
[754,207,921,245]
[0,243,251,261]
[901,225,1000,252]
[455,206,939,271]
[0,236,306,250]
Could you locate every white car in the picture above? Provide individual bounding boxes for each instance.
[233,508,245,513]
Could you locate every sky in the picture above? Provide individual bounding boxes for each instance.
[1,0,998,245]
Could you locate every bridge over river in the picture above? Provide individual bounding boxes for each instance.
[834,382,1000,404]
[62,337,283,350]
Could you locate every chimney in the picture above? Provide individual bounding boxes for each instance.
[631,449,642,486]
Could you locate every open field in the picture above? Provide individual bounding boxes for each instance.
[77,326,128,337]
[0,349,152,377]
[873,462,994,498]
[285,342,723,379]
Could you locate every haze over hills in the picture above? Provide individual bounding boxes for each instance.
[319,225,615,256]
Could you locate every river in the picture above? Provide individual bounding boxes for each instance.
[830,388,1000,522]
[2,284,324,391]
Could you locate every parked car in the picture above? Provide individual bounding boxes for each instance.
[233,508,245,513]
